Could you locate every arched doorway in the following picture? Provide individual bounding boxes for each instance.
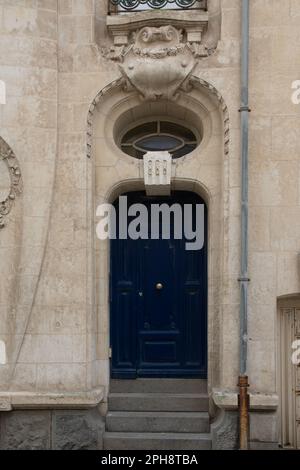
[89,76,228,394]
[110,190,208,379]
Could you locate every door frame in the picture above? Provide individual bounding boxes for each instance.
[109,189,208,380]
[277,296,300,449]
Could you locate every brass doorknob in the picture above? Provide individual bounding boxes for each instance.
[156,283,163,290]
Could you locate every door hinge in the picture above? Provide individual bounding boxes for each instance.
[109,347,112,359]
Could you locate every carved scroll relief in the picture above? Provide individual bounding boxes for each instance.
[104,25,208,100]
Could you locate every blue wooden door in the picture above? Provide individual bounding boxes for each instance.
[110,192,207,378]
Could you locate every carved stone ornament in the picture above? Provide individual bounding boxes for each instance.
[144,151,172,196]
[104,5,212,101]
[0,137,23,229]
[116,25,205,100]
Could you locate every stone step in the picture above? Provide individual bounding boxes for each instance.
[104,432,212,450]
[110,379,207,394]
[106,411,210,433]
[108,393,209,412]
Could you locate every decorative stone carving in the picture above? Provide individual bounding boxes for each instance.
[0,137,23,229]
[104,8,211,100]
[188,76,230,155]
[132,25,184,57]
[119,25,198,100]
[144,151,172,196]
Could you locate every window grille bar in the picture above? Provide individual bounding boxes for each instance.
[108,1,207,14]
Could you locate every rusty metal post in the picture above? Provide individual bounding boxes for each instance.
[238,375,250,450]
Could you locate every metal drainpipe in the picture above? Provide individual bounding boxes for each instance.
[238,0,250,450]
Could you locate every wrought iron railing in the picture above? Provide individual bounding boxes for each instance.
[109,1,207,13]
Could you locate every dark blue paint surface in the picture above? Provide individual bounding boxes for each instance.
[110,192,207,378]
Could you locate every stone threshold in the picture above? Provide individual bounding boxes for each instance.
[0,387,104,412]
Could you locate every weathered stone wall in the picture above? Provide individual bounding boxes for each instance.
[248,0,300,393]
[247,1,300,447]
[0,408,104,450]
[0,0,58,392]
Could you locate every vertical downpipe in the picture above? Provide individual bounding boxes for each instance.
[238,0,250,450]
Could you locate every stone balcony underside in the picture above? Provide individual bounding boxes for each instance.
[107,10,208,45]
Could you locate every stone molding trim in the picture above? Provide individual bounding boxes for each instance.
[188,76,230,156]
[106,9,209,48]
[0,137,23,229]
[0,387,105,412]
[86,77,125,158]
[86,75,230,158]
[212,389,279,411]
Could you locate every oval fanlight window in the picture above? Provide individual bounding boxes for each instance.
[120,121,198,159]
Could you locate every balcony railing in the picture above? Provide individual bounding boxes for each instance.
[109,1,207,13]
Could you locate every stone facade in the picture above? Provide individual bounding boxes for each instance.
[0,0,300,450]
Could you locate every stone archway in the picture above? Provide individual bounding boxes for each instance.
[86,76,232,405]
